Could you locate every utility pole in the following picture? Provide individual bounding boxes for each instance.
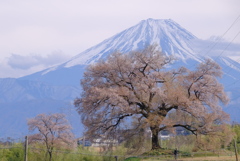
[83,136,85,147]
[159,133,162,148]
[24,136,28,161]
[234,138,238,161]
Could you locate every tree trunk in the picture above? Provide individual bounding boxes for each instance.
[48,150,52,161]
[49,152,52,161]
[150,126,161,150]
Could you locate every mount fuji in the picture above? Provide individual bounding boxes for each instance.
[1,18,240,138]
[19,19,203,86]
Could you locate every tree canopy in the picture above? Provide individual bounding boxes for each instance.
[75,46,229,150]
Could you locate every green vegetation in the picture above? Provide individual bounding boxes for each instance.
[142,149,173,156]
[0,140,237,161]
[0,143,24,161]
[1,124,240,161]
[0,143,128,161]
[228,124,240,153]
[124,157,140,161]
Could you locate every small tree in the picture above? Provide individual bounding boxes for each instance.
[228,124,240,152]
[75,45,229,151]
[28,113,76,161]
[193,125,233,151]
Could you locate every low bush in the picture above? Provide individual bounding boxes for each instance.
[124,157,140,161]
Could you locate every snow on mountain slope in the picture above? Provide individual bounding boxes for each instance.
[21,19,240,86]
[20,19,203,86]
[217,56,240,74]
[64,19,201,67]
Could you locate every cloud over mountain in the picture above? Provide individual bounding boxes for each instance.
[7,51,69,69]
[0,51,71,78]
[192,38,240,59]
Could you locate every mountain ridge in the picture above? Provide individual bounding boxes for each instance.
[20,19,204,86]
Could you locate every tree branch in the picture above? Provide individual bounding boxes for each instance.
[105,114,133,131]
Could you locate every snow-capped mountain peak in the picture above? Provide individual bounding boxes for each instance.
[62,19,201,68]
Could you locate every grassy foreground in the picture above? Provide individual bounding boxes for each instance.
[124,148,237,161]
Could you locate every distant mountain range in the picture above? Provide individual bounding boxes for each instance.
[1,18,240,138]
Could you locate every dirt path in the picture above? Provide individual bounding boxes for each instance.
[141,155,236,161]
[181,156,235,160]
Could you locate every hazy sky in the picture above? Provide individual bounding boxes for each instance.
[1,0,240,78]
